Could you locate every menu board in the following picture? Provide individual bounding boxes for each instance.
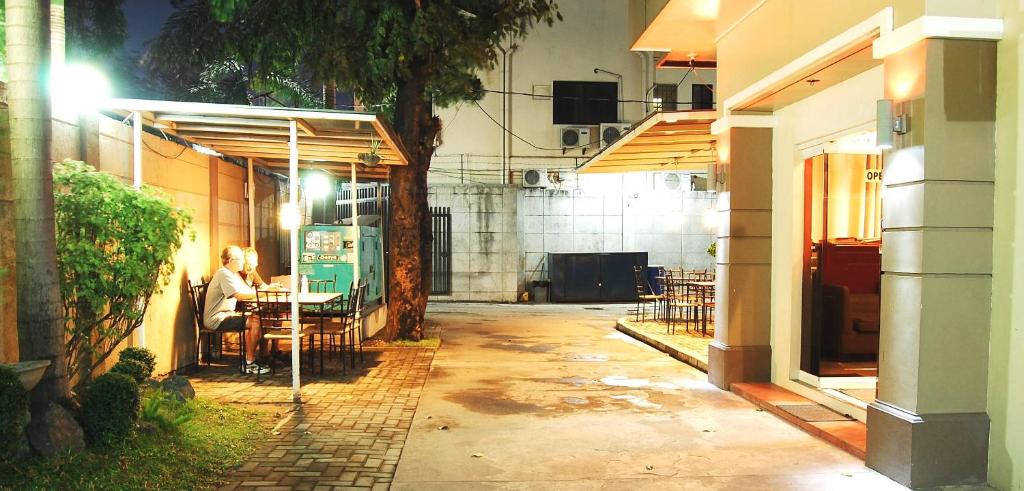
[303,229,355,263]
[304,230,343,253]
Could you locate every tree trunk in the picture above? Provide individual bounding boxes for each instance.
[6,0,69,408]
[324,80,336,109]
[384,74,437,341]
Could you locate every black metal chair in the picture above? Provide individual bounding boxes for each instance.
[663,270,696,335]
[308,274,337,293]
[253,290,316,381]
[187,280,247,374]
[631,266,660,322]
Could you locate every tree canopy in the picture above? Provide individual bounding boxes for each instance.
[149,0,561,114]
[0,0,127,81]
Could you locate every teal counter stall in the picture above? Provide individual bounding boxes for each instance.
[298,225,383,304]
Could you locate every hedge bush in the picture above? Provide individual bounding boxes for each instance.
[118,347,156,379]
[80,373,140,447]
[0,366,29,458]
[110,359,149,384]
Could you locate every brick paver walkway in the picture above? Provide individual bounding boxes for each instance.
[190,347,435,491]
[616,316,713,371]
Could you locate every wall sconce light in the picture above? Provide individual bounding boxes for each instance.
[279,203,301,230]
[877,99,910,150]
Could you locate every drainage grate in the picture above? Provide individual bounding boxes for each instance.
[776,404,854,422]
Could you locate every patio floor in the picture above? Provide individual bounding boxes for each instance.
[190,347,435,490]
[615,316,713,372]
[393,303,904,490]
[188,302,904,490]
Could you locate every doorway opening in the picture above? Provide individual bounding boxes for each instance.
[800,152,882,407]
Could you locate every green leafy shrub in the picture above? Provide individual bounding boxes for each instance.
[54,160,192,388]
[707,241,717,258]
[140,388,193,432]
[80,373,140,447]
[110,359,149,384]
[118,348,156,379]
[0,366,29,458]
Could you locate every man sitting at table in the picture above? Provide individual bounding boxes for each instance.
[204,245,268,375]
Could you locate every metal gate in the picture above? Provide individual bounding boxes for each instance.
[337,183,390,298]
[430,206,452,295]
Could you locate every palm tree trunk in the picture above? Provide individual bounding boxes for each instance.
[0,100,17,363]
[6,0,69,408]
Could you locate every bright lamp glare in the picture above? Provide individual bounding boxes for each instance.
[702,209,719,229]
[50,63,111,117]
[280,203,301,230]
[302,173,331,199]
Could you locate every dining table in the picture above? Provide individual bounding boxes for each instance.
[241,290,345,376]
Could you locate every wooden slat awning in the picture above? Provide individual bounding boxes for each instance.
[577,110,717,174]
[102,99,410,180]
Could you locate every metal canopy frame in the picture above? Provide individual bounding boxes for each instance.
[576,110,718,174]
[102,99,410,402]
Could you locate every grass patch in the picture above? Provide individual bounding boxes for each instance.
[384,336,441,348]
[0,397,265,490]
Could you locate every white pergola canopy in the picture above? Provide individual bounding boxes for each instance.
[104,98,410,180]
[101,99,410,402]
[577,110,717,174]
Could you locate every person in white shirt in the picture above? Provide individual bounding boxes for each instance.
[204,245,267,374]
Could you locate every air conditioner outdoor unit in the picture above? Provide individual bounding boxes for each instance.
[599,123,633,147]
[523,169,552,188]
[557,126,591,150]
[691,174,709,191]
[659,172,683,191]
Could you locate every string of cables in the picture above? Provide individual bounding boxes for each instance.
[472,101,596,152]
[480,88,713,107]
[116,113,190,160]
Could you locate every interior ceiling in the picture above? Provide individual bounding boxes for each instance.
[733,40,880,112]
[632,0,718,61]
[577,110,717,174]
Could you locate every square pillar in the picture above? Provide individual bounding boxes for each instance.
[708,126,773,390]
[867,38,995,488]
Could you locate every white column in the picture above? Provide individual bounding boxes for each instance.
[247,158,256,247]
[351,165,361,310]
[132,111,145,348]
[132,111,142,189]
[289,120,301,402]
[377,183,386,306]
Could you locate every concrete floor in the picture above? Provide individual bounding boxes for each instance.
[393,303,906,490]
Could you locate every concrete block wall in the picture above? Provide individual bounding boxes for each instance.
[520,173,718,286]
[427,184,519,302]
[428,172,718,302]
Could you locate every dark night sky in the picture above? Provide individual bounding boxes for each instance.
[121,0,174,57]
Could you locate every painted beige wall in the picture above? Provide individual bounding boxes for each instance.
[433,0,717,184]
[768,65,884,420]
[714,0,1000,105]
[989,1,1024,489]
[46,115,248,375]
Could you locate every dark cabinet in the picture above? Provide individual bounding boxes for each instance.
[548,252,647,302]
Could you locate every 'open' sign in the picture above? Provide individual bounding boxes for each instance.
[865,169,883,182]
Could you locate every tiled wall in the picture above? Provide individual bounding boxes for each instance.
[427,185,519,302]
[520,173,718,286]
[428,172,718,302]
